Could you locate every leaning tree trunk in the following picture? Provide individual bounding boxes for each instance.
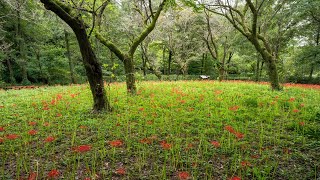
[40,0,111,112]
[124,56,137,93]
[74,27,111,111]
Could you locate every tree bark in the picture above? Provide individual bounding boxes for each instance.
[40,0,111,112]
[16,6,30,85]
[64,29,76,84]
[168,50,173,75]
[6,59,16,84]
[124,56,137,93]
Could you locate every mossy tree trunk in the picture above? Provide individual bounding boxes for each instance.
[206,0,282,90]
[40,0,112,112]
[96,0,167,94]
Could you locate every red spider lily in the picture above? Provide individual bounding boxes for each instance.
[230,176,241,180]
[235,132,244,139]
[185,143,194,151]
[0,137,4,143]
[0,126,4,131]
[188,108,194,111]
[288,97,295,102]
[178,171,190,180]
[180,100,186,104]
[78,125,86,129]
[0,105,4,108]
[28,130,37,135]
[224,125,236,134]
[299,121,305,126]
[138,107,144,111]
[43,122,50,127]
[251,154,260,159]
[27,172,37,180]
[50,99,56,105]
[6,134,19,140]
[300,103,305,107]
[240,160,251,167]
[56,113,62,117]
[109,140,123,147]
[210,141,221,148]
[83,178,91,180]
[47,169,59,178]
[214,90,223,95]
[140,138,152,144]
[57,94,62,100]
[229,106,240,111]
[293,109,299,113]
[115,167,126,175]
[72,145,92,153]
[44,136,55,143]
[43,106,50,110]
[71,94,76,98]
[29,121,37,126]
[160,140,172,150]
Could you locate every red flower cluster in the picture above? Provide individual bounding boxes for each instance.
[288,97,295,102]
[44,136,55,143]
[6,134,19,140]
[299,121,305,126]
[27,172,37,180]
[178,171,190,180]
[109,140,123,147]
[229,106,240,111]
[224,125,245,139]
[116,167,126,175]
[48,169,59,178]
[240,160,251,167]
[72,145,92,153]
[140,138,152,144]
[28,121,37,126]
[28,130,37,135]
[0,126,4,131]
[210,141,220,148]
[293,109,299,113]
[230,176,241,180]
[160,140,172,150]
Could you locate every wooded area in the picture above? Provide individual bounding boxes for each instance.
[0,0,319,107]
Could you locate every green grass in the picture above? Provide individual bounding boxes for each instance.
[0,80,320,179]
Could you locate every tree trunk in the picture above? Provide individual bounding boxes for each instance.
[218,63,225,81]
[16,7,30,85]
[74,27,111,112]
[309,63,314,80]
[162,46,166,75]
[124,56,137,94]
[6,59,16,84]
[40,0,112,112]
[255,55,260,82]
[140,45,147,76]
[168,50,173,75]
[266,57,281,90]
[64,30,76,84]
[201,53,205,74]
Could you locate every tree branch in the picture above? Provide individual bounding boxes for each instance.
[95,32,125,62]
[128,0,167,56]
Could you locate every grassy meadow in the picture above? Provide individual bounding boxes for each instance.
[0,80,320,180]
